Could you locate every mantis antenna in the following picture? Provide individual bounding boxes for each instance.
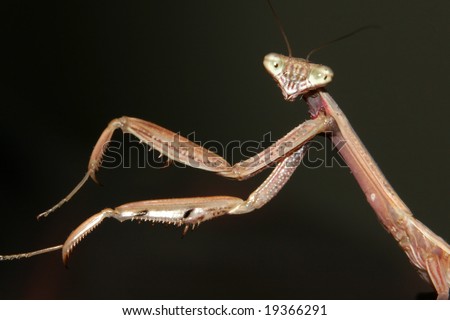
[267,0,292,57]
[306,25,380,61]
[268,0,379,61]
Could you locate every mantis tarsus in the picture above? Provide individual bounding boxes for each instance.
[1,2,449,300]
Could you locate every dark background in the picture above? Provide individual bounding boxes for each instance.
[1,0,449,299]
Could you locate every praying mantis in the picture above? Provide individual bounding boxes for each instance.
[1,1,450,299]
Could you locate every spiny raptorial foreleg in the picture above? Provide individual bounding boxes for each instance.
[3,146,309,265]
[38,114,331,219]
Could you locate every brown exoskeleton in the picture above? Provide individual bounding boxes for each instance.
[1,1,449,300]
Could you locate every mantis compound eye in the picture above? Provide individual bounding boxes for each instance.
[308,65,334,88]
[263,53,285,76]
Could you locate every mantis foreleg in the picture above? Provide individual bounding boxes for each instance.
[38,114,332,219]
[2,146,309,265]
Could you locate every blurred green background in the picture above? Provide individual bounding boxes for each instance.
[1,0,449,299]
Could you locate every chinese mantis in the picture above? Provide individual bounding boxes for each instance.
[1,2,449,300]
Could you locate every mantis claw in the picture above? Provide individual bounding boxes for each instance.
[60,196,245,265]
[62,209,114,266]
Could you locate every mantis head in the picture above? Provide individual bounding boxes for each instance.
[263,53,333,101]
